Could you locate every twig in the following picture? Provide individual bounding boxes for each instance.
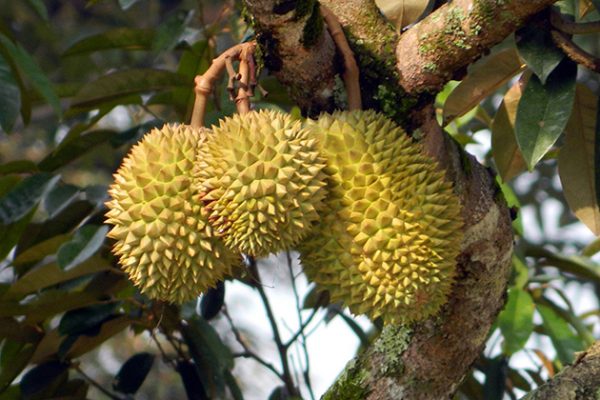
[321,4,362,111]
[74,364,124,400]
[150,330,178,369]
[550,9,600,35]
[223,308,283,379]
[190,41,256,128]
[551,30,600,73]
[235,45,253,115]
[285,251,316,400]
[247,256,299,396]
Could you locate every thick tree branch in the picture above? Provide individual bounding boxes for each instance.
[241,0,565,398]
[244,0,337,116]
[397,0,560,94]
[522,341,600,400]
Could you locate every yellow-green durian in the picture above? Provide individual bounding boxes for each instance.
[105,124,237,303]
[195,110,328,257]
[297,110,463,325]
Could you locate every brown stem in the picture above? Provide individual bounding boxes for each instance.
[551,29,600,73]
[235,44,254,115]
[396,0,560,94]
[247,257,299,396]
[550,8,600,34]
[523,341,600,399]
[190,41,256,128]
[321,5,361,110]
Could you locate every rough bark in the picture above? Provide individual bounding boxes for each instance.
[242,0,561,399]
[244,0,337,116]
[396,0,559,94]
[522,341,600,400]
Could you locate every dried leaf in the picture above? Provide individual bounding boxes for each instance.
[492,76,528,181]
[444,48,525,125]
[558,84,600,235]
[375,0,433,29]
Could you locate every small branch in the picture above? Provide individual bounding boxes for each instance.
[321,5,361,110]
[550,8,600,34]
[285,251,315,400]
[74,364,124,400]
[551,29,600,73]
[247,257,299,396]
[523,341,600,399]
[190,41,256,128]
[150,330,178,369]
[223,308,283,380]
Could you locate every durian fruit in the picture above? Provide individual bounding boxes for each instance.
[106,124,237,303]
[297,110,463,325]
[195,110,328,257]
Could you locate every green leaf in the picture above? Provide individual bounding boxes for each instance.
[177,360,208,400]
[153,10,191,53]
[482,357,506,400]
[517,24,565,84]
[43,184,80,218]
[512,253,529,289]
[5,256,112,299]
[171,40,210,119]
[537,303,584,364]
[0,160,38,175]
[515,61,577,170]
[0,173,60,224]
[558,84,600,235]
[492,77,528,182]
[444,48,525,125]
[0,340,38,391]
[119,0,141,10]
[498,288,534,355]
[0,318,41,343]
[527,246,600,282]
[181,317,233,398]
[65,315,131,359]
[0,34,61,117]
[63,28,155,56]
[200,282,225,320]
[38,129,118,171]
[0,54,20,133]
[59,302,119,336]
[57,225,109,271]
[26,0,49,21]
[72,68,188,109]
[19,360,69,398]
[113,352,155,394]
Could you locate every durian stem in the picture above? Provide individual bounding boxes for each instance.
[321,5,362,111]
[235,44,254,114]
[190,41,257,128]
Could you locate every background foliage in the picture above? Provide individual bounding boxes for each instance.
[2,0,600,399]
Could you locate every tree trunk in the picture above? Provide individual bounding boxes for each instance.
[242,1,567,399]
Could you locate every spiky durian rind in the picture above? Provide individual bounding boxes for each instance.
[297,110,463,325]
[195,110,328,257]
[106,124,237,303]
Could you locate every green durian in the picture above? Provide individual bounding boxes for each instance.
[298,110,463,325]
[106,124,237,303]
[195,110,328,257]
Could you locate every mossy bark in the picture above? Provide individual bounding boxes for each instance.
[242,1,572,399]
[522,341,600,400]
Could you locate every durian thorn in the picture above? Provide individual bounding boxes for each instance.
[321,5,361,111]
[190,41,256,128]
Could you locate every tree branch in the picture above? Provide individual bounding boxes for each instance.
[241,0,565,398]
[523,341,600,400]
[396,0,560,94]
